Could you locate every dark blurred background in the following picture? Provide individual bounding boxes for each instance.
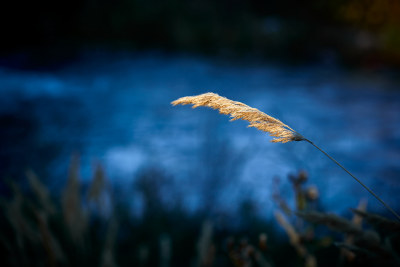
[2,0,400,68]
[1,1,400,266]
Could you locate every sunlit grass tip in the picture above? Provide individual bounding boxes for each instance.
[171,92,304,143]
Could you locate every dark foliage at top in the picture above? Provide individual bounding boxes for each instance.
[2,0,400,68]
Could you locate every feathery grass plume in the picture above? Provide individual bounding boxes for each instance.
[172,92,304,143]
[172,92,400,221]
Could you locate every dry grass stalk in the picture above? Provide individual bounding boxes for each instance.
[274,211,317,267]
[335,237,393,260]
[342,199,367,262]
[88,163,106,203]
[26,169,56,215]
[351,209,400,232]
[196,220,215,267]
[101,219,119,267]
[296,211,362,235]
[172,92,400,221]
[159,234,172,267]
[274,211,304,255]
[35,210,66,266]
[254,252,273,267]
[172,92,304,143]
[334,243,372,257]
[62,155,88,247]
[296,210,387,259]
[351,199,368,226]
[6,182,41,247]
[336,239,395,266]
[137,245,150,266]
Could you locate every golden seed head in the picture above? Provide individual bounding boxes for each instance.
[172,92,304,143]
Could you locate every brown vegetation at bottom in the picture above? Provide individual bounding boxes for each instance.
[0,158,399,267]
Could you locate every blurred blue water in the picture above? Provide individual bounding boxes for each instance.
[1,51,400,218]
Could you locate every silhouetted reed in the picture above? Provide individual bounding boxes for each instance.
[272,171,400,266]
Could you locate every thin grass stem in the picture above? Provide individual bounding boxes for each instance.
[172,93,400,222]
[304,138,400,222]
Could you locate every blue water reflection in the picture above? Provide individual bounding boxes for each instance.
[1,51,400,218]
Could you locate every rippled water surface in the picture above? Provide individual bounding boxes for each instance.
[1,52,400,217]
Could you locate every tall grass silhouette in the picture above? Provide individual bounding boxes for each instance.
[2,155,399,265]
[172,92,400,221]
